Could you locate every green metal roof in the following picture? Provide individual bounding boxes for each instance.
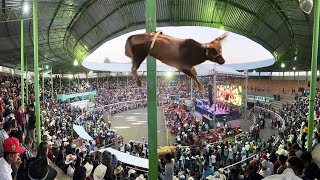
[0,0,315,73]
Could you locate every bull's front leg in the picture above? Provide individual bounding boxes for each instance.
[131,57,145,87]
[131,66,141,86]
[190,67,205,92]
[181,68,205,93]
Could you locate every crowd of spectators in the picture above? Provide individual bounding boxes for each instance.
[0,73,319,180]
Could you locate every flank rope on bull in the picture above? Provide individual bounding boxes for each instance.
[149,30,162,51]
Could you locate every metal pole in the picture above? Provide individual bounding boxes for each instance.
[258,72,261,91]
[298,71,300,88]
[117,73,119,86]
[42,65,44,102]
[78,74,80,85]
[25,60,28,105]
[60,73,62,90]
[69,76,71,94]
[190,77,193,99]
[127,74,128,87]
[107,74,109,88]
[146,0,157,178]
[50,67,53,96]
[96,72,98,89]
[33,0,41,147]
[20,19,24,109]
[213,70,217,107]
[179,71,181,87]
[268,72,271,92]
[307,0,320,152]
[288,71,291,93]
[245,70,248,120]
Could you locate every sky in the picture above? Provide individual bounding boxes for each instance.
[83,26,274,71]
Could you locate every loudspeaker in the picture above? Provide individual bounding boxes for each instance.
[208,84,213,107]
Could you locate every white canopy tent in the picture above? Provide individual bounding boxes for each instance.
[73,125,94,140]
[99,147,149,169]
[82,61,246,76]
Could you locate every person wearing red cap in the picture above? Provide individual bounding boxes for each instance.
[0,137,25,180]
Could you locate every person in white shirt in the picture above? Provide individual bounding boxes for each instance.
[262,154,274,174]
[0,137,25,180]
[259,160,272,178]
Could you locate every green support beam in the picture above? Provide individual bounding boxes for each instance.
[42,65,45,102]
[26,60,28,105]
[69,76,71,94]
[146,0,157,179]
[33,0,41,147]
[20,19,25,109]
[307,0,320,152]
[51,67,53,96]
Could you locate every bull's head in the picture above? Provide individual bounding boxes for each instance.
[202,33,228,65]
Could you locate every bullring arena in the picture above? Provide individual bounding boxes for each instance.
[0,0,320,180]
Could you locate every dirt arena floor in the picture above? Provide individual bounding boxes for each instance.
[109,107,176,147]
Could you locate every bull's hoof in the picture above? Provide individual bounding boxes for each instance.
[137,79,142,87]
[198,85,205,93]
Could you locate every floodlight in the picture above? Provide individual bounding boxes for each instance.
[74,60,78,66]
[299,0,313,14]
[22,2,29,14]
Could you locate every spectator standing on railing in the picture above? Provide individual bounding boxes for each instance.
[15,106,25,134]
[26,104,35,144]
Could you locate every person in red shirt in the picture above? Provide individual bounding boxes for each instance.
[15,106,26,133]
[0,97,4,126]
[47,141,54,162]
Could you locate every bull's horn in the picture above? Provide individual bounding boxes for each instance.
[216,32,228,41]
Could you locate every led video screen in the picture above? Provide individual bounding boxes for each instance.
[216,85,242,106]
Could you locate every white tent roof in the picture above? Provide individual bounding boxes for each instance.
[99,147,148,169]
[73,125,93,140]
[83,61,245,76]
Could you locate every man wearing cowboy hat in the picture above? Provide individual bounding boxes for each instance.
[28,157,57,180]
[0,137,25,180]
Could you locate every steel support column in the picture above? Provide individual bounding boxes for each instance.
[146,0,157,178]
[288,71,291,93]
[50,67,53,96]
[33,0,41,147]
[307,0,320,152]
[245,70,248,120]
[69,76,71,94]
[26,60,28,105]
[20,19,24,109]
[60,73,62,89]
[190,78,193,100]
[297,71,300,88]
[42,65,44,102]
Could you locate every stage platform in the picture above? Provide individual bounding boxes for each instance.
[195,105,241,121]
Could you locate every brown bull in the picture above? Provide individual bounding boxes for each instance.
[125,31,227,92]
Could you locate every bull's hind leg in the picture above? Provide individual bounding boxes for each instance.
[182,67,205,93]
[131,57,145,86]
